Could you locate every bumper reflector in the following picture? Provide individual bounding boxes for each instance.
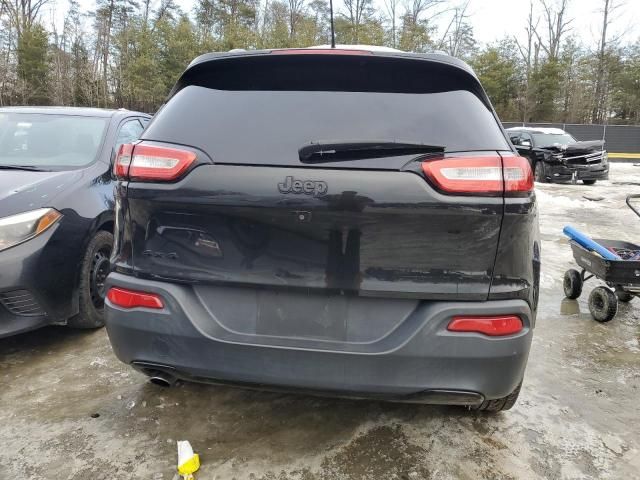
[447,315,523,336]
[107,287,164,309]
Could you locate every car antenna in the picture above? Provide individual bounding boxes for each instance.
[329,0,336,48]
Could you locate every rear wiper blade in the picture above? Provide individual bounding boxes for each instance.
[299,141,444,162]
[0,164,49,172]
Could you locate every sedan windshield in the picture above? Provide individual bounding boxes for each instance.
[532,133,576,148]
[0,113,108,169]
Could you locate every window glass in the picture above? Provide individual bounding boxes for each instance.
[146,88,510,166]
[0,113,108,169]
[532,133,576,148]
[115,119,144,151]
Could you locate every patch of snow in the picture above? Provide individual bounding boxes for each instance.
[90,357,108,367]
[624,337,640,353]
[536,189,594,210]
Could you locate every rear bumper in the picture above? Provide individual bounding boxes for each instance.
[105,273,534,404]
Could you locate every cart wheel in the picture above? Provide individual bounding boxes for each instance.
[588,287,618,323]
[563,269,583,299]
[615,288,633,303]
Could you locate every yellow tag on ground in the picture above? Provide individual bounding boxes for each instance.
[177,440,200,479]
[178,453,200,475]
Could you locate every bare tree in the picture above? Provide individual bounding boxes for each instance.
[92,0,116,107]
[288,0,305,39]
[405,0,443,25]
[342,0,372,43]
[396,0,444,52]
[384,0,398,48]
[438,0,473,57]
[533,0,572,60]
[0,2,13,105]
[591,0,623,122]
[0,0,52,36]
[514,1,540,122]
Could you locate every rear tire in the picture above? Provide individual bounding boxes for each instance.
[588,287,617,323]
[563,269,583,299]
[534,162,547,183]
[583,179,597,185]
[67,230,113,329]
[474,381,522,412]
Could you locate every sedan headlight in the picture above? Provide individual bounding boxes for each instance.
[0,208,62,252]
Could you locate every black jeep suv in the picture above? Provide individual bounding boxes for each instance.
[104,47,540,412]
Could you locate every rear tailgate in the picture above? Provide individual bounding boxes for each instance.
[121,52,511,302]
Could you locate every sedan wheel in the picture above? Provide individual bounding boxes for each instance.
[67,230,114,329]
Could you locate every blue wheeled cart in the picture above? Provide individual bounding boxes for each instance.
[563,194,640,322]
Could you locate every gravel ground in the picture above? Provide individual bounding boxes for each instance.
[1,163,639,480]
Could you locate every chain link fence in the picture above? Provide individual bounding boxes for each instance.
[502,123,640,159]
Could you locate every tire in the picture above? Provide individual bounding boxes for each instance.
[474,381,522,412]
[583,179,597,185]
[534,162,547,183]
[588,287,617,323]
[615,288,633,303]
[67,230,113,329]
[563,269,583,299]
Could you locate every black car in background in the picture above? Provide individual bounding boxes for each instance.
[0,107,150,337]
[105,47,539,412]
[507,127,609,185]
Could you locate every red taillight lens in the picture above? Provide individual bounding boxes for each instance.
[114,143,197,182]
[129,144,197,181]
[421,156,533,195]
[447,315,523,336]
[114,143,134,179]
[107,287,164,309]
[502,156,534,193]
[422,156,503,194]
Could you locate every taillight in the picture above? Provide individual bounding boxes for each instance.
[114,143,133,179]
[421,156,533,195]
[114,143,197,182]
[447,315,523,336]
[502,156,534,193]
[107,287,164,309]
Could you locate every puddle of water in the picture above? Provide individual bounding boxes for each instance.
[560,298,581,315]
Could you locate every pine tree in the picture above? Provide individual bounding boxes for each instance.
[17,24,49,104]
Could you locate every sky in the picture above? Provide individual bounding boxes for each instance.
[45,0,640,48]
[466,0,639,47]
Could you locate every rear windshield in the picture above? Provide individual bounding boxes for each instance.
[0,113,108,169]
[145,56,509,166]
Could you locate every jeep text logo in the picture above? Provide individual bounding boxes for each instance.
[278,176,328,196]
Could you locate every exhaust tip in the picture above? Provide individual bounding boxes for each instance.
[147,371,176,388]
[131,362,179,388]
